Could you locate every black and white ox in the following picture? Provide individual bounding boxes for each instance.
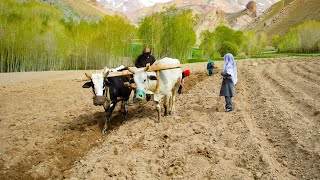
[82,67,132,134]
[128,57,182,123]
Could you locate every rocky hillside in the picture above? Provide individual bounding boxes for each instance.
[99,0,279,17]
[39,0,106,22]
[245,0,320,36]
[225,1,258,30]
[39,0,127,22]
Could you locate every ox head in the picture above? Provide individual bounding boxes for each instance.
[128,65,157,101]
[82,71,110,106]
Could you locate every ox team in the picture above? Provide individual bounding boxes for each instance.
[82,47,237,134]
[82,47,188,134]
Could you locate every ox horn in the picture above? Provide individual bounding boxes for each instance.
[104,70,110,78]
[128,67,136,74]
[75,74,91,82]
[144,63,150,71]
[85,73,92,79]
[104,66,109,73]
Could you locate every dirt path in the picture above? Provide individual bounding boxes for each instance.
[0,57,319,179]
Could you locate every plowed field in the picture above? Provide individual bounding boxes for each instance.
[0,57,319,179]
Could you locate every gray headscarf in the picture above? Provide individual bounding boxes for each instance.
[223,53,237,85]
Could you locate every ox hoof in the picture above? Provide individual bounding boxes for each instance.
[122,113,128,119]
[102,128,108,134]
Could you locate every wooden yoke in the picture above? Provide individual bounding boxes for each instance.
[106,64,181,78]
[147,64,181,94]
[156,70,160,93]
[106,64,181,92]
[145,64,181,72]
[106,70,134,77]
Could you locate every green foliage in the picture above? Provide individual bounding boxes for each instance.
[198,24,270,57]
[192,48,203,59]
[138,6,196,63]
[199,25,245,57]
[199,30,216,58]
[220,41,239,56]
[272,34,281,49]
[187,52,320,64]
[243,32,258,55]
[273,20,320,53]
[187,58,209,63]
[241,31,269,55]
[209,52,221,60]
[0,0,136,72]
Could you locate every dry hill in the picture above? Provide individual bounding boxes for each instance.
[246,0,320,36]
[40,0,121,22]
[64,0,106,20]
[225,1,257,30]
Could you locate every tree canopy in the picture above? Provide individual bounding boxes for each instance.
[272,20,320,53]
[0,0,136,72]
[138,6,197,63]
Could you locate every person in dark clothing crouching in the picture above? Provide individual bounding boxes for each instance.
[207,61,215,76]
[178,69,191,94]
[219,53,237,112]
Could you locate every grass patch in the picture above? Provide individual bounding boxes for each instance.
[290,53,320,57]
[186,53,320,64]
[187,59,212,63]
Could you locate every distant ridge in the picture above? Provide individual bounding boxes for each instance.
[245,0,320,36]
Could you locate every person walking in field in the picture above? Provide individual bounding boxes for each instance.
[220,53,237,112]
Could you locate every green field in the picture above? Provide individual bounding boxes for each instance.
[187,52,320,63]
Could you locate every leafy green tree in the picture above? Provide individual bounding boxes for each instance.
[199,25,245,57]
[258,32,268,54]
[278,32,299,53]
[199,30,216,58]
[273,20,320,53]
[220,41,239,56]
[138,13,162,58]
[272,34,282,50]
[243,32,260,55]
[137,6,196,62]
[0,0,136,72]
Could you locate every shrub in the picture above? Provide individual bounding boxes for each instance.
[219,41,239,56]
[273,20,320,53]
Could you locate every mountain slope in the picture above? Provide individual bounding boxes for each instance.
[98,0,145,14]
[225,1,257,30]
[246,0,320,36]
[64,0,106,20]
[40,0,108,22]
[101,0,279,20]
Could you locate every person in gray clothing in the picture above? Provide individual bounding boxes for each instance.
[219,53,238,112]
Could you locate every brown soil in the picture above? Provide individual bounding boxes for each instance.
[0,57,319,179]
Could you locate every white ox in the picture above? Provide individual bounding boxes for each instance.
[129,57,182,123]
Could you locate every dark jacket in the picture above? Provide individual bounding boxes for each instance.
[219,71,234,97]
[207,62,214,70]
[135,54,156,68]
